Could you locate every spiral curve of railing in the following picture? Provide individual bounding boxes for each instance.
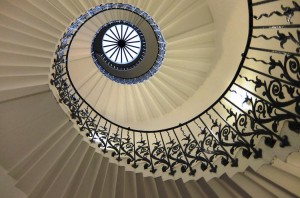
[51,0,300,176]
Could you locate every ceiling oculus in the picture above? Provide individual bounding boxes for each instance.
[102,23,143,65]
[91,4,166,84]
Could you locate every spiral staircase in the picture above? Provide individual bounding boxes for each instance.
[1,0,300,197]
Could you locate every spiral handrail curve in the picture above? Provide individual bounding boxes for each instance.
[50,0,300,176]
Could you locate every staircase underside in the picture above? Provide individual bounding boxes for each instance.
[0,0,300,197]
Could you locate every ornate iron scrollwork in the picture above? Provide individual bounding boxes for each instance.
[50,1,300,176]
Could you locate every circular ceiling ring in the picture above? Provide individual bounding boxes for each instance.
[97,21,145,67]
[88,4,166,84]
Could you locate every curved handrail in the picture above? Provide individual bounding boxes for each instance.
[51,0,300,175]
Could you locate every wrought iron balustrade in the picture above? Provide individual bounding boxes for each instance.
[51,0,300,176]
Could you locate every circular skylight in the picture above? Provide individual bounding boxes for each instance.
[102,24,142,64]
[90,4,166,84]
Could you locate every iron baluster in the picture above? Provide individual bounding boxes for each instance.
[212,107,260,154]
[224,97,289,147]
[146,133,157,173]
[185,124,217,172]
[199,116,237,163]
[159,132,175,175]
[172,129,196,176]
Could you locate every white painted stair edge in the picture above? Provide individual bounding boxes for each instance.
[0,165,27,198]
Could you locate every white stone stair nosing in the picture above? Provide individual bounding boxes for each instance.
[139,83,164,117]
[78,72,102,100]
[73,152,103,198]
[150,0,174,23]
[158,69,202,92]
[0,23,56,47]
[156,71,195,99]
[114,166,125,198]
[68,49,92,62]
[0,41,53,58]
[85,0,97,8]
[175,178,192,198]
[163,58,212,73]
[165,23,215,43]
[0,0,62,37]
[128,85,143,121]
[80,18,101,35]
[89,75,107,107]
[156,0,189,28]
[155,72,188,102]
[0,65,50,77]
[219,174,251,198]
[68,55,92,63]
[257,164,300,196]
[94,77,110,110]
[75,24,98,39]
[42,141,90,198]
[90,156,110,198]
[0,26,55,52]
[106,83,123,121]
[84,76,105,106]
[155,74,187,105]
[196,178,218,198]
[167,29,215,48]
[68,59,98,90]
[8,119,71,178]
[0,165,27,198]
[0,52,51,67]
[244,167,296,198]
[160,0,205,32]
[0,13,59,44]
[14,129,79,195]
[100,162,119,198]
[163,62,211,82]
[95,79,114,116]
[0,75,49,92]
[70,0,87,14]
[138,0,151,15]
[136,173,146,198]
[59,0,82,18]
[185,180,211,198]
[61,146,95,198]
[47,0,76,21]
[132,85,152,120]
[163,179,182,198]
[146,80,174,113]
[0,51,52,64]
[77,0,93,11]
[150,77,178,109]
[27,134,83,198]
[0,84,50,104]
[207,177,234,198]
[124,171,138,198]
[155,177,168,198]
[22,0,67,32]
[231,172,276,198]
[272,157,300,179]
[29,0,71,27]
[93,11,109,27]
[68,40,92,49]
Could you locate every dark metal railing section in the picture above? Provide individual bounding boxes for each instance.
[51,0,300,176]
